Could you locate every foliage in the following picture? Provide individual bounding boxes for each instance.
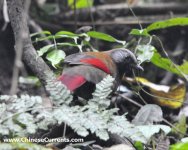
[131,105,171,141]
[127,77,186,109]
[129,29,150,37]
[33,30,126,68]
[130,17,188,34]
[151,50,188,78]
[33,17,188,80]
[135,43,188,78]
[46,49,66,68]
[30,31,51,38]
[134,141,144,150]
[3,16,188,149]
[136,44,155,64]
[68,0,93,9]
[170,142,188,150]
[89,75,114,109]
[0,83,173,147]
[46,74,147,142]
[45,72,73,105]
[136,125,171,141]
[1,73,174,146]
[146,17,188,32]
[0,95,43,137]
[171,114,187,138]
[132,104,163,125]
[87,31,125,44]
[0,75,150,144]
[130,17,188,80]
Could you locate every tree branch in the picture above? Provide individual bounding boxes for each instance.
[7,0,52,90]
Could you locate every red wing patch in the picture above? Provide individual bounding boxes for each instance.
[58,74,86,91]
[80,58,111,74]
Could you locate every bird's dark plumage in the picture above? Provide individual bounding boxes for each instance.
[58,48,142,99]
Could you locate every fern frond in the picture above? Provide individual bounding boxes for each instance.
[108,115,147,143]
[0,75,156,144]
[0,95,43,137]
[45,73,73,105]
[89,75,114,109]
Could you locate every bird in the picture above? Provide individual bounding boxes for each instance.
[58,48,143,99]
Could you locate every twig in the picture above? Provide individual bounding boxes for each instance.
[117,93,142,107]
[153,35,188,81]
[29,18,51,45]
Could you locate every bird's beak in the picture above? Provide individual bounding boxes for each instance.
[135,64,144,71]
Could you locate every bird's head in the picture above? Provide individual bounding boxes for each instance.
[109,48,143,76]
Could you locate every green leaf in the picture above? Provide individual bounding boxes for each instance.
[130,29,150,36]
[37,44,55,56]
[57,42,82,51]
[36,34,79,42]
[134,141,144,150]
[46,50,66,68]
[146,17,188,32]
[151,50,188,78]
[68,0,93,9]
[170,142,188,150]
[171,114,187,138]
[38,43,80,57]
[54,32,80,44]
[30,31,51,38]
[56,31,78,37]
[136,45,155,64]
[35,35,54,42]
[87,31,125,44]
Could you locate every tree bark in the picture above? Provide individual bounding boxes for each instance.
[6,0,52,85]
